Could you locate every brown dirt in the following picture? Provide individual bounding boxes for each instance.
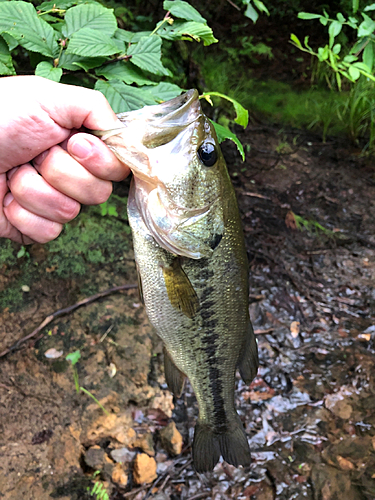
[1,123,375,499]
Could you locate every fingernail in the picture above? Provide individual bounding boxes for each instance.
[70,138,93,159]
[7,166,19,182]
[3,193,14,207]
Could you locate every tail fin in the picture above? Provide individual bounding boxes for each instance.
[238,322,259,384]
[192,418,251,473]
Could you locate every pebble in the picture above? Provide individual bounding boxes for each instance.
[159,421,183,456]
[133,453,157,484]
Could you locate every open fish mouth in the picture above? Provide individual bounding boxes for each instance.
[95,89,201,148]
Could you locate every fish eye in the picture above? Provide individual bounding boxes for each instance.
[197,142,218,167]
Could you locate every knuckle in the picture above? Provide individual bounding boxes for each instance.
[57,198,81,222]
[92,182,112,205]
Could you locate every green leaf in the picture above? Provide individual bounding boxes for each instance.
[253,0,270,15]
[95,61,156,85]
[320,17,329,26]
[298,12,322,20]
[163,0,206,23]
[158,21,218,45]
[211,121,245,160]
[67,28,120,57]
[318,45,329,61]
[66,350,81,366]
[244,3,258,23]
[348,65,360,80]
[127,35,171,76]
[336,12,345,23]
[328,20,343,41]
[290,33,302,48]
[332,43,341,54]
[343,54,357,63]
[2,33,18,51]
[364,4,375,12]
[95,79,156,113]
[63,3,117,38]
[358,15,375,37]
[114,29,152,43]
[35,61,62,82]
[0,36,15,75]
[143,82,183,102]
[0,1,58,58]
[58,51,106,70]
[363,42,374,72]
[201,92,248,127]
[352,0,359,13]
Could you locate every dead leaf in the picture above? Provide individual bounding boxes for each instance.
[337,455,355,470]
[285,211,298,230]
[290,321,300,338]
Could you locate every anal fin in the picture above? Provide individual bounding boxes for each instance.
[238,322,259,384]
[162,259,198,318]
[163,345,186,397]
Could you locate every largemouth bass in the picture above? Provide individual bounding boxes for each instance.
[94,90,259,472]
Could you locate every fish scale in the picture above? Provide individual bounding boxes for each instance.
[93,89,259,472]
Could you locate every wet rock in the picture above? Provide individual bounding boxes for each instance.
[159,421,183,456]
[110,447,136,464]
[83,412,136,446]
[133,453,157,484]
[84,445,106,470]
[112,463,128,487]
[134,432,155,456]
[311,463,363,500]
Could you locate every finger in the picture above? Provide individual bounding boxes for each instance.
[67,133,130,182]
[7,164,81,224]
[3,193,62,244]
[34,145,113,205]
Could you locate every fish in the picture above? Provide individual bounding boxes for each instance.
[93,90,259,472]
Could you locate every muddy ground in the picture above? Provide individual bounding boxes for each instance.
[1,123,375,500]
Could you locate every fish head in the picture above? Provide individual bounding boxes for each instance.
[97,90,228,259]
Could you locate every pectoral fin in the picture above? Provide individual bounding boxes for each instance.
[162,259,198,318]
[163,346,186,397]
[238,322,259,384]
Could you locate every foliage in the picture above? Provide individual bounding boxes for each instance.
[238,0,269,23]
[88,474,110,500]
[66,349,109,414]
[0,0,248,150]
[291,4,375,90]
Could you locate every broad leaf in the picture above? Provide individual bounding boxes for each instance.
[95,79,156,113]
[0,1,58,58]
[298,12,322,20]
[253,0,269,15]
[143,82,183,102]
[364,4,375,11]
[363,42,374,72]
[63,3,117,37]
[163,0,206,23]
[58,51,106,70]
[95,61,156,85]
[114,29,152,43]
[244,3,258,23]
[67,28,120,57]
[127,35,171,76]
[158,21,218,45]
[35,61,62,82]
[0,36,15,75]
[201,92,249,127]
[211,121,245,160]
[328,20,343,41]
[358,14,375,37]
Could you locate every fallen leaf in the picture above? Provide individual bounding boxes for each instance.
[290,321,300,338]
[285,210,298,230]
[336,455,355,470]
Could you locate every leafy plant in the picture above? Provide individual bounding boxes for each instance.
[291,3,375,90]
[66,349,109,415]
[87,472,110,500]
[239,0,269,23]
[0,0,248,153]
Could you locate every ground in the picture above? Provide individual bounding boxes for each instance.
[1,122,375,500]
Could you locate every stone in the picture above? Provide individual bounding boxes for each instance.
[112,463,128,487]
[133,432,155,456]
[159,421,183,456]
[84,446,106,470]
[133,453,157,484]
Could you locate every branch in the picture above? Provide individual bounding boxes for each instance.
[0,284,137,358]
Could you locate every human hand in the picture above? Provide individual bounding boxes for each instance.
[0,75,130,244]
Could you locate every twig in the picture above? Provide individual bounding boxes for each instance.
[0,284,137,358]
[254,328,274,335]
[122,485,149,498]
[225,0,241,11]
[187,492,211,500]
